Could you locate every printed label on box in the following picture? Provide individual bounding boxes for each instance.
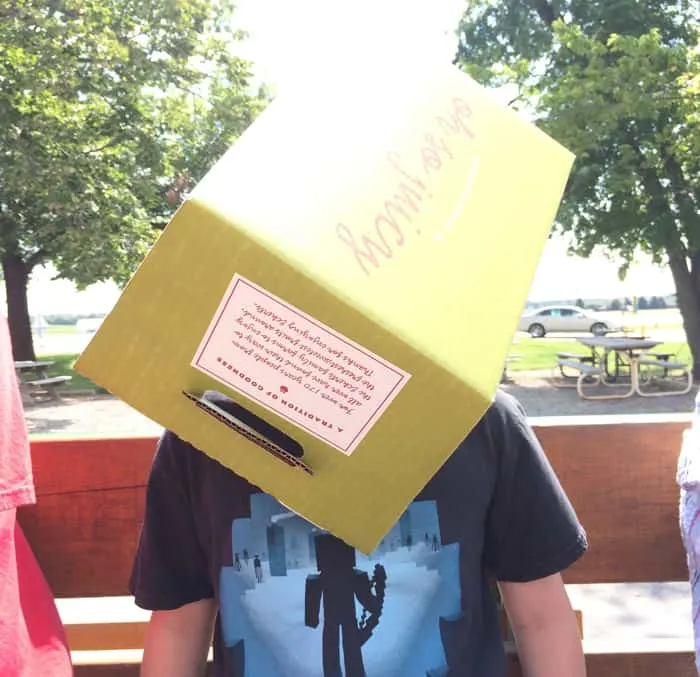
[192,274,411,454]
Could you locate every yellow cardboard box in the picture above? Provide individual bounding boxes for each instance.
[75,63,574,553]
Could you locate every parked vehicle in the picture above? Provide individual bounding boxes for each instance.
[517,305,620,338]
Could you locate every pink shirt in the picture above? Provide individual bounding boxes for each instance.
[0,317,34,512]
[0,316,72,675]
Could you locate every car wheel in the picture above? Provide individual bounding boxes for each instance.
[529,323,546,338]
[591,322,607,336]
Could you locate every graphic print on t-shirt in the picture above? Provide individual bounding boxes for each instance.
[219,493,463,677]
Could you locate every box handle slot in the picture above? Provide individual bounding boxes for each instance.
[182,390,313,475]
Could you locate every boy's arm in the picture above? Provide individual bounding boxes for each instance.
[129,432,217,675]
[141,599,217,677]
[482,393,587,675]
[500,573,586,677]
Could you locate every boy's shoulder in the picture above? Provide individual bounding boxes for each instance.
[461,388,532,452]
[483,388,530,428]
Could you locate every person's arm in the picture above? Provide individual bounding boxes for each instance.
[481,393,588,675]
[141,599,217,677]
[500,573,585,677]
[129,432,217,676]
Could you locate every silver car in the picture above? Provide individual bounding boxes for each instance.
[517,305,619,338]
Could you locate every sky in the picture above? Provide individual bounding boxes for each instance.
[232,0,467,92]
[9,239,674,317]
[1,0,677,317]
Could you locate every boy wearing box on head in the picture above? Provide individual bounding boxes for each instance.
[131,389,587,677]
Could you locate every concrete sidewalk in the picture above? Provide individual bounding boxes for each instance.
[23,378,698,437]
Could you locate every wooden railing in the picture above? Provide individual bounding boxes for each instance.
[19,415,696,676]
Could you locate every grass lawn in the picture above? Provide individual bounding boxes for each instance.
[38,353,107,393]
[35,339,690,393]
[508,338,690,372]
[43,324,79,335]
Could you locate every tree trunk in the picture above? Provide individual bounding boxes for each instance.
[668,252,700,381]
[1,254,35,361]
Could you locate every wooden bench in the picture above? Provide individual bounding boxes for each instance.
[18,417,696,676]
[24,375,72,402]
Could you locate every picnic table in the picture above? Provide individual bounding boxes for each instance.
[501,340,522,384]
[580,336,659,382]
[14,360,72,404]
[556,336,692,399]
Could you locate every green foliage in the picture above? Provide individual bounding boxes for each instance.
[456,0,698,263]
[455,0,700,371]
[508,337,688,372]
[542,24,699,265]
[0,0,267,288]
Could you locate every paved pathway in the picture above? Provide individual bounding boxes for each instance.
[502,370,698,417]
[24,371,698,436]
[25,394,162,436]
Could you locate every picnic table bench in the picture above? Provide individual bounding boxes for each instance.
[638,356,687,379]
[501,353,523,383]
[556,352,598,378]
[555,358,631,400]
[556,359,602,378]
[557,351,596,363]
[14,360,72,404]
[647,351,675,361]
[18,416,696,676]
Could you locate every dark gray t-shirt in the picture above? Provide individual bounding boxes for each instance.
[130,390,586,677]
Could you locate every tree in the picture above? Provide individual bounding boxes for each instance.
[456,0,700,375]
[575,298,585,308]
[638,296,649,310]
[0,1,266,359]
[609,298,622,311]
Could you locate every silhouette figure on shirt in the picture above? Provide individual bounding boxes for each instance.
[305,534,386,677]
[253,555,263,583]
